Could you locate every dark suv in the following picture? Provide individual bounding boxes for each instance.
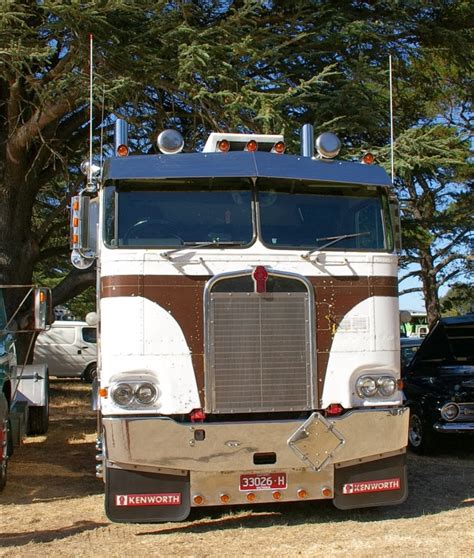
[402,314,474,453]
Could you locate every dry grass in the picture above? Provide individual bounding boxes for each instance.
[0,380,473,557]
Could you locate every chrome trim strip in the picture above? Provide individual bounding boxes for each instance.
[433,422,474,433]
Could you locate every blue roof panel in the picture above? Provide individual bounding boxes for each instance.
[103,151,391,187]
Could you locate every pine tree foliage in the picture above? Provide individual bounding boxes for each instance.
[0,0,472,323]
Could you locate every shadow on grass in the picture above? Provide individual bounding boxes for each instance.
[0,521,109,547]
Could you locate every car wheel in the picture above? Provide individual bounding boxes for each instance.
[408,410,437,454]
[83,363,97,384]
[0,393,9,491]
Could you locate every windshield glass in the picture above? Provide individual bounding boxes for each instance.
[258,179,388,250]
[104,178,253,247]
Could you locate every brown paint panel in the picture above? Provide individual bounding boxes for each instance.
[101,275,397,407]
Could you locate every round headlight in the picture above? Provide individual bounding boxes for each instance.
[377,376,397,397]
[135,383,157,405]
[112,383,134,406]
[441,402,459,421]
[356,376,378,398]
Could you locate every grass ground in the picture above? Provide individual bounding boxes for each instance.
[0,380,473,557]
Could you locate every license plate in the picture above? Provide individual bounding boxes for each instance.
[239,473,287,491]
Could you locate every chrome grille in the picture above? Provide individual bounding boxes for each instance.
[207,291,314,413]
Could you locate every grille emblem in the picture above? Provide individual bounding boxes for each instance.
[252,265,268,293]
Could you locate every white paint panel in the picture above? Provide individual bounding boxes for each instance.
[100,242,397,279]
[100,297,200,415]
[321,296,402,409]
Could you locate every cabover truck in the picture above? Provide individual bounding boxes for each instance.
[71,121,408,522]
[0,285,50,490]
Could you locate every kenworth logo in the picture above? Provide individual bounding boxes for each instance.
[115,493,182,507]
[342,478,400,495]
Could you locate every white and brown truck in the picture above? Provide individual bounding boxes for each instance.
[71,121,408,522]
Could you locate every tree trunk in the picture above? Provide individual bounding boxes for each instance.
[419,248,440,329]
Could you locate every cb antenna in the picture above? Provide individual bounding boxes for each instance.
[88,33,94,187]
[389,54,395,184]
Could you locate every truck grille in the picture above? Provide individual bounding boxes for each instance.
[206,274,315,413]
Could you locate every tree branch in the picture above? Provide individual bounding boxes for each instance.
[51,267,96,308]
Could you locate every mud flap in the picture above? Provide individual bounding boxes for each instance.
[105,467,191,523]
[333,453,407,509]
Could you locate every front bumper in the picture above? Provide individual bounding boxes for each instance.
[103,407,409,474]
[434,422,474,434]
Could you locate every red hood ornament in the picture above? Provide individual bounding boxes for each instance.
[252,266,268,293]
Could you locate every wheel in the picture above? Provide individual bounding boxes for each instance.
[27,370,49,436]
[0,393,9,491]
[408,410,437,454]
[83,363,97,384]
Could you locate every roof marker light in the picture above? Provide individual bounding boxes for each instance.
[217,139,230,152]
[362,152,375,164]
[272,141,286,154]
[246,139,258,152]
[116,144,129,157]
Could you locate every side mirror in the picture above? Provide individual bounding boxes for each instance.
[33,287,51,331]
[389,194,402,252]
[70,194,98,269]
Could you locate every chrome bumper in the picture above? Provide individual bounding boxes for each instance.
[103,407,409,474]
[434,422,474,434]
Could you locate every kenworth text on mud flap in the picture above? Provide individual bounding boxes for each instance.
[71,120,408,522]
[0,285,50,490]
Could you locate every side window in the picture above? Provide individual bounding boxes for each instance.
[82,327,97,344]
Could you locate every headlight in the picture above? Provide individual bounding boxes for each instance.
[377,376,397,397]
[110,380,159,407]
[356,374,398,399]
[135,383,157,405]
[356,376,378,398]
[440,402,459,421]
[111,383,134,406]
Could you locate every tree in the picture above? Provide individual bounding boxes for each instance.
[440,283,474,316]
[1,0,472,337]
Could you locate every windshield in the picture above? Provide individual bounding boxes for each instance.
[258,179,388,250]
[104,178,391,251]
[104,178,254,247]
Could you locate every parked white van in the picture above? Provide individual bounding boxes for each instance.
[33,321,97,382]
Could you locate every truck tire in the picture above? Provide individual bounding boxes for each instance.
[83,363,97,384]
[0,393,9,491]
[27,371,49,436]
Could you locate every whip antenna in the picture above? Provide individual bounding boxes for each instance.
[88,33,94,186]
[389,55,395,183]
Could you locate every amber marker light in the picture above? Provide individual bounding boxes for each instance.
[99,387,108,398]
[246,139,258,152]
[116,144,129,157]
[362,152,374,164]
[72,200,79,211]
[272,141,286,154]
[39,291,46,303]
[397,379,404,390]
[193,494,204,505]
[272,491,282,500]
[297,489,307,499]
[322,487,332,498]
[220,494,230,504]
[217,139,230,152]
[246,492,256,502]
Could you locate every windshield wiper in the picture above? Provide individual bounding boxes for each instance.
[161,240,244,260]
[301,232,371,259]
